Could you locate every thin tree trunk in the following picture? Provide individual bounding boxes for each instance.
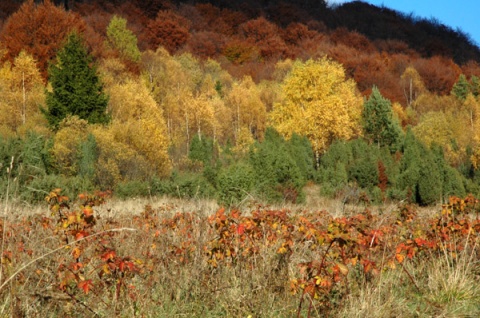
[22,71,26,125]
[236,103,240,142]
[197,118,202,141]
[409,78,413,106]
[185,112,190,154]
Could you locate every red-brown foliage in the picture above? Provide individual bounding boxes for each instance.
[240,17,287,60]
[0,0,478,108]
[265,2,311,27]
[143,10,190,54]
[82,23,107,60]
[217,8,249,36]
[191,4,248,37]
[330,28,376,54]
[350,54,386,94]
[222,37,259,65]
[386,53,412,76]
[193,3,220,30]
[374,39,417,57]
[115,2,149,35]
[73,4,111,59]
[461,60,480,78]
[0,0,86,80]
[186,31,225,59]
[378,160,388,194]
[414,56,461,95]
[282,22,319,47]
[178,4,206,31]
[220,58,275,83]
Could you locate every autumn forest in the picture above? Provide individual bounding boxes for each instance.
[2,0,480,205]
[3,1,480,317]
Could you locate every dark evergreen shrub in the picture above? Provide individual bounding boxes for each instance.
[115,180,151,199]
[44,32,109,129]
[21,175,92,203]
[153,171,216,199]
[348,155,378,190]
[189,135,214,165]
[249,128,305,203]
[217,162,256,206]
[417,157,442,206]
[442,166,466,199]
[362,86,402,152]
[288,133,315,181]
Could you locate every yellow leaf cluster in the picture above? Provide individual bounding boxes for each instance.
[107,79,171,177]
[50,69,173,186]
[469,95,480,168]
[412,111,467,165]
[400,66,426,106]
[414,92,479,166]
[141,49,233,152]
[269,57,362,156]
[226,76,267,143]
[232,127,255,155]
[51,116,89,176]
[90,125,147,188]
[0,51,46,136]
[413,111,452,148]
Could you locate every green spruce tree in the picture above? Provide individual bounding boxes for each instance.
[250,128,305,203]
[44,32,109,129]
[396,129,423,202]
[470,75,480,97]
[362,86,402,151]
[451,74,470,101]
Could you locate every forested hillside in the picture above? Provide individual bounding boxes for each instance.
[1,0,480,205]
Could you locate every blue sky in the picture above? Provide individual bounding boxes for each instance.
[327,0,480,46]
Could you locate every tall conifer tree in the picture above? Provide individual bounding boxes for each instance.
[362,86,402,151]
[451,74,470,101]
[44,32,109,129]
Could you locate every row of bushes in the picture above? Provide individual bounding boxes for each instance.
[0,128,314,206]
[152,128,314,205]
[319,130,478,205]
[0,127,477,206]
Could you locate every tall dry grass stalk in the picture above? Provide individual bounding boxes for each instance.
[338,238,480,317]
[0,157,14,289]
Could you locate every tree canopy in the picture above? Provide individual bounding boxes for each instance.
[362,86,403,150]
[43,32,109,129]
[270,57,363,163]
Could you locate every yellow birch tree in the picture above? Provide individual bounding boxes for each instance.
[269,57,363,164]
[0,51,45,136]
[225,76,266,143]
[107,78,171,177]
[400,66,426,107]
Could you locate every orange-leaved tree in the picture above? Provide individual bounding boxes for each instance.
[0,0,85,80]
[143,10,190,54]
[239,17,287,60]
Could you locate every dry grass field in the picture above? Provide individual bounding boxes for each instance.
[0,186,478,317]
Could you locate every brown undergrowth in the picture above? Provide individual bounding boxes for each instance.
[0,190,478,317]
